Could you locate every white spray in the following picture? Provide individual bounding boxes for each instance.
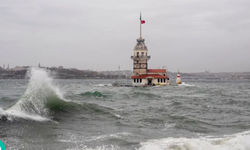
[3,67,64,121]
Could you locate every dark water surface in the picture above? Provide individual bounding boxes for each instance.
[1,68,250,150]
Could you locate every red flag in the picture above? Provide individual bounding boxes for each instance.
[141,20,145,24]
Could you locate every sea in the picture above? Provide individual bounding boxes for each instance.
[1,68,250,150]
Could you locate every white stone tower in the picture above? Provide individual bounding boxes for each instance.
[131,13,150,75]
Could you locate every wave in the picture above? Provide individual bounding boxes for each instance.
[132,91,162,99]
[178,82,195,87]
[0,68,115,122]
[0,97,16,108]
[0,68,65,121]
[79,91,107,98]
[139,131,250,150]
[93,84,112,87]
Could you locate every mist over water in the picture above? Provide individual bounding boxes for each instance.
[0,68,250,149]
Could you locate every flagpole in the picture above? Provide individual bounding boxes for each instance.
[140,12,142,39]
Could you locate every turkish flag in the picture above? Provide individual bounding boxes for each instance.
[141,20,145,24]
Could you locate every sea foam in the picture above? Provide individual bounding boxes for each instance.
[139,131,250,150]
[178,82,195,87]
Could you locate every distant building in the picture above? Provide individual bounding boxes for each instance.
[69,68,78,71]
[50,66,57,69]
[13,66,26,71]
[58,66,64,69]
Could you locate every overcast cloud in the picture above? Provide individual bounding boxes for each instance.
[1,0,250,72]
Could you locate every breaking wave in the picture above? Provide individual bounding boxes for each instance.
[0,68,114,122]
[139,131,250,150]
[1,68,65,121]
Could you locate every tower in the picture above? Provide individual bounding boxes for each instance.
[176,70,181,85]
[131,13,150,75]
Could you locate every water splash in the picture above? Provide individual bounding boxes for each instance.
[2,67,64,121]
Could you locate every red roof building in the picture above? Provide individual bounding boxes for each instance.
[131,74,169,79]
[130,14,170,86]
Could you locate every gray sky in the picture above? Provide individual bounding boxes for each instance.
[1,0,250,72]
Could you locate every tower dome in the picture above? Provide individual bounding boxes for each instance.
[134,38,148,50]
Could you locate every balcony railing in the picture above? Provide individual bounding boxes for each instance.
[131,56,151,60]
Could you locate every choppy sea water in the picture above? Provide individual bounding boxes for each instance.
[1,68,250,150]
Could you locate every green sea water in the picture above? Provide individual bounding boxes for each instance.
[1,68,250,150]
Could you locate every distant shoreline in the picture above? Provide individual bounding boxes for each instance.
[0,68,126,79]
[1,67,250,80]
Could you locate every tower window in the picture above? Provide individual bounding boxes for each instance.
[158,79,160,83]
[142,52,144,56]
[140,79,142,82]
[164,79,166,82]
[137,52,139,56]
[137,61,138,63]
[134,79,136,83]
